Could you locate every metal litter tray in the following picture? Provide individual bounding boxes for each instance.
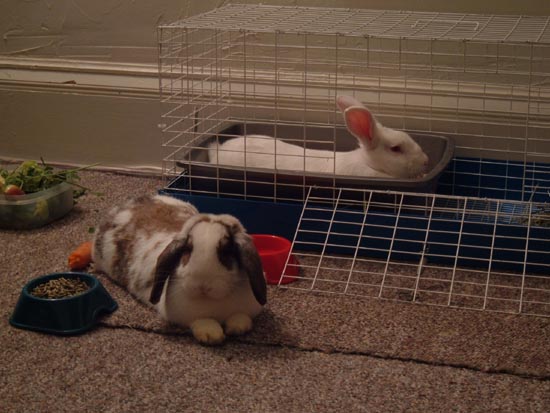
[175,123,454,200]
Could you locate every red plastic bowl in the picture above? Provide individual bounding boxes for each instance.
[251,234,299,285]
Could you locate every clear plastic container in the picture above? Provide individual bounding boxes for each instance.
[0,182,74,229]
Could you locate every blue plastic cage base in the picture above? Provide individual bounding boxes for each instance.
[161,157,550,276]
[159,190,302,242]
[438,157,550,203]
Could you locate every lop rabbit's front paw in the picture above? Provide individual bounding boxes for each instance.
[191,318,225,345]
[224,313,253,336]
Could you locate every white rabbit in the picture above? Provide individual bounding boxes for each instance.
[92,194,266,345]
[208,95,429,178]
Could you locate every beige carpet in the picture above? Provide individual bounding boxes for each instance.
[1,171,549,412]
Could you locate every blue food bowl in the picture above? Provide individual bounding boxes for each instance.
[9,272,117,335]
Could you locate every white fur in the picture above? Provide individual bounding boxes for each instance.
[208,95,429,179]
[113,210,132,226]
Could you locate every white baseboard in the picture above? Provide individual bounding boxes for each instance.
[0,57,159,98]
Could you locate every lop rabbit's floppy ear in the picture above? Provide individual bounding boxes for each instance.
[150,237,192,304]
[235,232,267,305]
[217,214,267,305]
[337,95,377,150]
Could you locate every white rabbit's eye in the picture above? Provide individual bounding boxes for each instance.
[390,145,402,153]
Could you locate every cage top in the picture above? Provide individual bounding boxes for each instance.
[161,3,550,44]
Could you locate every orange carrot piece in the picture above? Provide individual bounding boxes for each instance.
[68,241,93,270]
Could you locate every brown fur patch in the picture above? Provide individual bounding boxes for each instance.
[217,232,236,271]
[97,196,199,293]
[94,218,117,262]
[112,234,132,288]
[130,197,194,237]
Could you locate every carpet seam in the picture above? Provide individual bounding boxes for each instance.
[98,322,550,382]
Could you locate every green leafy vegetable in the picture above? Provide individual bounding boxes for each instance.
[0,159,99,200]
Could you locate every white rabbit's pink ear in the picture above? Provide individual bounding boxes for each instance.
[336,95,364,112]
[343,107,377,149]
[337,96,377,149]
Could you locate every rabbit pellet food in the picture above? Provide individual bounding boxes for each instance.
[31,277,90,299]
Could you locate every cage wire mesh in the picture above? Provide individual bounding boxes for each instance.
[281,187,550,317]
[158,4,550,316]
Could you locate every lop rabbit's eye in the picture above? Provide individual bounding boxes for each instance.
[390,145,402,153]
[217,235,237,270]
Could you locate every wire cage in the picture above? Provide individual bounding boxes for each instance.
[158,4,550,316]
[283,187,550,317]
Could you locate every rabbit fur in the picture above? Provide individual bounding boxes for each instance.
[92,194,267,345]
[208,95,429,179]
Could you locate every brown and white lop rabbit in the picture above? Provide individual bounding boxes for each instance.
[92,194,266,345]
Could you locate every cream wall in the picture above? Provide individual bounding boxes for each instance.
[2,1,548,63]
[0,0,222,64]
[0,1,548,171]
